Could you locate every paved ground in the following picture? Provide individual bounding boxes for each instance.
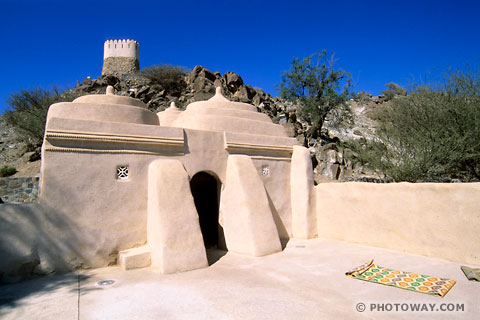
[0,238,478,320]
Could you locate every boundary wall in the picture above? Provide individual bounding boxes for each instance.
[0,177,39,203]
[315,182,480,266]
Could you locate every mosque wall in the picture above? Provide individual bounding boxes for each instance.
[252,158,292,239]
[36,123,296,270]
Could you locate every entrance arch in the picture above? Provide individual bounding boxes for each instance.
[189,172,225,251]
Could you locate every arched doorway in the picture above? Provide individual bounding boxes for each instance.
[189,172,226,263]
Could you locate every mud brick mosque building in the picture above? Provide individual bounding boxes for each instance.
[38,39,316,273]
[1,40,478,281]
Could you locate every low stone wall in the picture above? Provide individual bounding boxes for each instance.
[0,176,39,203]
[315,182,480,266]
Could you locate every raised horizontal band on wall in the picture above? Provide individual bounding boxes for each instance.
[45,130,184,147]
[250,155,291,161]
[44,146,184,156]
[225,141,293,155]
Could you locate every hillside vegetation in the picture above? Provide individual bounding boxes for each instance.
[1,60,479,183]
[351,68,480,182]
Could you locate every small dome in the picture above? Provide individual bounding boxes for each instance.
[158,102,182,126]
[47,86,158,125]
[170,87,287,137]
[73,86,147,109]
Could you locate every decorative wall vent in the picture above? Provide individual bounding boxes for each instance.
[262,166,270,176]
[117,166,129,180]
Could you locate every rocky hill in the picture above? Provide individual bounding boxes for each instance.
[0,118,41,177]
[0,66,390,183]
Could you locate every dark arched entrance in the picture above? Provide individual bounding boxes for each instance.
[189,172,225,255]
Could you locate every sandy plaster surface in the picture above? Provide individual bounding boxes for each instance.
[1,238,478,320]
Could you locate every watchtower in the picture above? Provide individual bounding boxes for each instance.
[102,39,139,76]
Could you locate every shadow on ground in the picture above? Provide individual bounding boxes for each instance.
[0,184,93,308]
[0,272,92,309]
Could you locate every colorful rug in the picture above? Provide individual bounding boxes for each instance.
[346,260,456,297]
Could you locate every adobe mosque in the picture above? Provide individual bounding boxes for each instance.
[39,39,316,273]
[1,40,477,281]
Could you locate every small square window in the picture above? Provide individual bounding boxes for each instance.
[117,166,129,180]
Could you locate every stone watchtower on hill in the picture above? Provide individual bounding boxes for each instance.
[102,39,139,76]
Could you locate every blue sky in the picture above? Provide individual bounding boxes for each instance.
[1,0,479,113]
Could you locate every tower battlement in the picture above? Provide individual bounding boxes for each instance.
[103,39,139,59]
[102,39,139,76]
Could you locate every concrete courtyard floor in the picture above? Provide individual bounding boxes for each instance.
[0,238,478,320]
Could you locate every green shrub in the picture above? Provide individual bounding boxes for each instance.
[277,51,352,139]
[139,65,188,95]
[2,87,80,149]
[354,91,372,103]
[0,165,16,177]
[380,82,407,101]
[355,67,480,182]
